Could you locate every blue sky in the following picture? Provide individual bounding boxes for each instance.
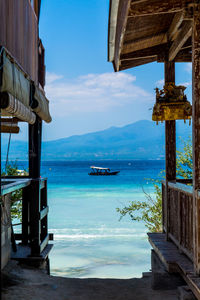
[17,0,192,141]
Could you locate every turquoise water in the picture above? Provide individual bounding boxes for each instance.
[40,160,164,279]
[14,160,164,278]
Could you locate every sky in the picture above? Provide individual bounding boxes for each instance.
[15,0,192,141]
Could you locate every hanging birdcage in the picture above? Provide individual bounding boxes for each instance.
[152,83,192,124]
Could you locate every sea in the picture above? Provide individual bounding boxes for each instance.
[12,160,165,279]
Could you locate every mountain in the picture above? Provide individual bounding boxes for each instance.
[2,120,191,161]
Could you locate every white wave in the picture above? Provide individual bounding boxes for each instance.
[54,232,147,240]
[49,227,146,234]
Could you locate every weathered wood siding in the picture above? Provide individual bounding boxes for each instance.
[1,194,11,269]
[0,0,38,83]
[192,4,200,275]
[162,181,193,261]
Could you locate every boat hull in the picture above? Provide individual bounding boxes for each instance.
[89,171,120,176]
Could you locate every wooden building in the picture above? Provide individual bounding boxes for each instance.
[108,0,200,299]
[0,0,52,290]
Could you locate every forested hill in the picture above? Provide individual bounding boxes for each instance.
[3,120,191,161]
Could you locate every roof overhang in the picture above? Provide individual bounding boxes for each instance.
[108,0,193,71]
[108,0,120,63]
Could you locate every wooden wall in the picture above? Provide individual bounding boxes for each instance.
[0,0,38,83]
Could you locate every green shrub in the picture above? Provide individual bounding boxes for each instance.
[117,138,192,232]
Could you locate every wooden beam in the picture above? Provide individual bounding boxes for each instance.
[120,44,167,60]
[158,49,192,63]
[1,125,19,134]
[0,110,2,298]
[169,21,192,61]
[123,33,167,54]
[120,56,156,70]
[168,11,184,41]
[164,62,176,240]
[129,0,183,17]
[165,61,176,181]
[130,0,149,5]
[29,179,41,256]
[34,0,39,19]
[192,4,200,275]
[174,50,191,62]
[0,118,18,124]
[114,0,131,71]
[22,186,30,245]
[29,116,42,179]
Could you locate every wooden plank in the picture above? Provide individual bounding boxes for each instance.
[1,125,19,134]
[169,21,192,61]
[114,0,131,71]
[129,0,183,17]
[176,179,193,184]
[192,4,200,275]
[122,33,167,54]
[173,50,192,63]
[0,0,38,82]
[120,44,167,60]
[120,56,156,70]
[149,233,200,299]
[168,233,193,262]
[1,179,31,196]
[40,206,49,220]
[40,234,49,253]
[168,182,193,196]
[168,11,184,41]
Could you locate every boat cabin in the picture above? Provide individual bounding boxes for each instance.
[108,1,200,298]
[89,166,120,176]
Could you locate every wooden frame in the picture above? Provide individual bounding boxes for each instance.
[108,0,200,296]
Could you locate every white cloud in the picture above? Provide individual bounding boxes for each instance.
[178,81,192,87]
[185,63,192,73]
[46,72,63,84]
[45,72,153,117]
[155,79,164,88]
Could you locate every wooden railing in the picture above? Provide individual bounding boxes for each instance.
[21,178,49,256]
[162,180,193,261]
[11,178,51,257]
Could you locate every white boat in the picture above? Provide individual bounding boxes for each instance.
[89,166,120,176]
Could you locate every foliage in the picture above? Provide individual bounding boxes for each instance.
[117,181,162,232]
[117,138,192,232]
[176,137,192,179]
[2,161,26,221]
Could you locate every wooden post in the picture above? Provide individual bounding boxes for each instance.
[164,61,176,239]
[192,5,200,274]
[29,180,41,256]
[29,116,42,179]
[0,110,2,299]
[28,116,42,256]
[22,186,30,245]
